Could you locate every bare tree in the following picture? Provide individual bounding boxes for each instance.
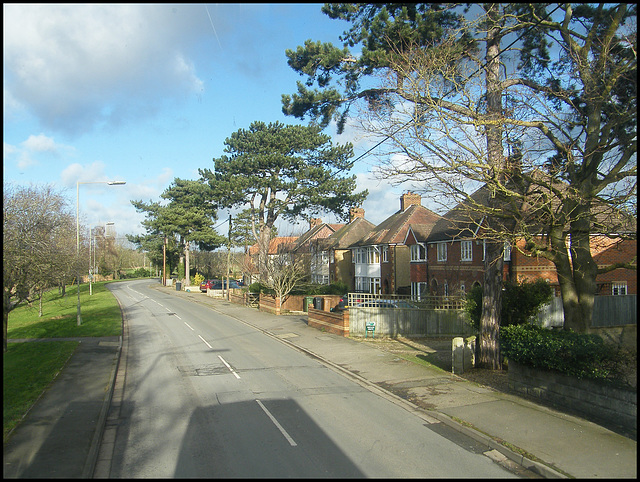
[262,248,308,307]
[3,183,76,351]
[362,4,636,340]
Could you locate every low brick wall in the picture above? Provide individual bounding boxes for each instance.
[308,308,349,337]
[508,361,636,433]
[259,295,281,315]
[281,295,304,312]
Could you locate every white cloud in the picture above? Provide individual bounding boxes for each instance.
[3,142,18,159]
[4,134,75,170]
[356,172,405,225]
[61,161,109,187]
[3,4,208,136]
[21,133,74,155]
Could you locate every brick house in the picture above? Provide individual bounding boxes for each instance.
[349,193,441,294]
[311,207,376,289]
[405,185,637,298]
[244,236,298,284]
[291,218,345,284]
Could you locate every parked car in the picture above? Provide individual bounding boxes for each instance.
[333,297,418,310]
[200,280,217,292]
[210,279,243,290]
[331,294,365,312]
[355,300,397,308]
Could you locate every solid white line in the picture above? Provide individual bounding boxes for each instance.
[198,335,212,349]
[184,322,194,331]
[256,400,297,447]
[217,355,241,379]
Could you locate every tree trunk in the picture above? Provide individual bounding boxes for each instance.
[562,205,597,332]
[479,240,504,369]
[3,290,11,353]
[258,227,272,283]
[477,3,505,370]
[185,240,191,285]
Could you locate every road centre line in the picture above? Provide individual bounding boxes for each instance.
[218,355,241,379]
[184,322,194,331]
[256,400,297,447]
[198,334,213,349]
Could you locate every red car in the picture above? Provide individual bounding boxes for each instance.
[199,280,217,292]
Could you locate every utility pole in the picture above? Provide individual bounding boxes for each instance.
[163,236,167,286]
[226,214,232,301]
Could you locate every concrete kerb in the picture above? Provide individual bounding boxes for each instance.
[423,410,568,479]
[271,330,568,479]
[189,291,567,479]
[153,285,587,477]
[86,288,126,479]
[81,334,121,479]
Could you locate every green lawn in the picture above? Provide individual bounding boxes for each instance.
[4,281,123,442]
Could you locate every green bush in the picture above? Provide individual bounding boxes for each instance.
[133,268,151,278]
[501,324,633,386]
[466,279,552,331]
[302,281,349,296]
[247,282,274,295]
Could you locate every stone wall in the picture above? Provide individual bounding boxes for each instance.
[508,361,636,434]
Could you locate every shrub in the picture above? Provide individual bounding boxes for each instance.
[193,273,205,286]
[501,324,633,386]
[466,279,552,331]
[317,282,349,295]
[132,268,151,278]
[247,282,274,295]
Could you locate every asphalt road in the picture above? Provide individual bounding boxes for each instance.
[105,280,515,478]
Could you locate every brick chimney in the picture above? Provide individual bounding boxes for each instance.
[400,192,421,211]
[309,218,322,228]
[349,207,365,222]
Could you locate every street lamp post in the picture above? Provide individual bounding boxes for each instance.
[76,180,126,325]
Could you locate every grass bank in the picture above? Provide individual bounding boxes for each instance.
[3,281,123,442]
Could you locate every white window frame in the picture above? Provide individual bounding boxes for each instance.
[352,247,365,264]
[382,245,388,262]
[461,240,473,261]
[411,282,428,301]
[369,277,381,294]
[367,246,380,264]
[411,243,427,262]
[503,242,511,261]
[612,282,627,295]
[437,242,447,262]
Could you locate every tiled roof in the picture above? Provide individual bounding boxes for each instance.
[353,204,441,247]
[317,217,376,250]
[292,222,345,251]
[248,236,298,256]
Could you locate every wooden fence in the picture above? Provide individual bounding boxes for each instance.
[535,295,637,328]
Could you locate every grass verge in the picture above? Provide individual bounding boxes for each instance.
[3,341,78,442]
[4,281,123,442]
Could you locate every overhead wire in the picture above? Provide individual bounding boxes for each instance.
[345,4,564,167]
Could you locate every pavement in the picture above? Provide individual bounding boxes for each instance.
[4,282,637,479]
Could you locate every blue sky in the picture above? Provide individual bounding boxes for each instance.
[4,3,412,239]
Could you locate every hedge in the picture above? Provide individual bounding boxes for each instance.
[501,324,634,387]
